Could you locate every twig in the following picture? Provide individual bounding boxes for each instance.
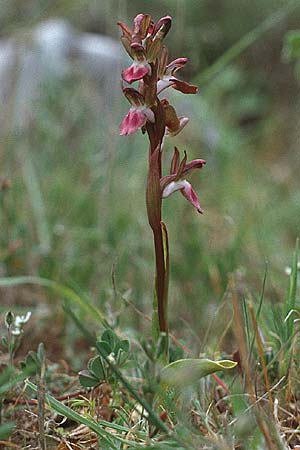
[0,442,21,449]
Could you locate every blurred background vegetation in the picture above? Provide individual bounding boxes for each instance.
[1,0,300,363]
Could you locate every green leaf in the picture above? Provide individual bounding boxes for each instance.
[20,351,41,373]
[0,422,15,440]
[96,340,112,357]
[160,358,237,389]
[285,238,299,341]
[0,364,38,395]
[88,356,105,380]
[122,359,137,369]
[94,341,169,434]
[116,350,129,366]
[283,30,300,62]
[101,329,117,349]
[115,339,130,354]
[78,370,99,388]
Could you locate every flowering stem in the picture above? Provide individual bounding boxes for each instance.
[118,13,204,360]
[152,222,169,332]
[145,109,170,349]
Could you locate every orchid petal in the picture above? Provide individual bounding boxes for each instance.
[170,147,180,175]
[120,107,154,136]
[146,38,162,63]
[122,62,151,83]
[166,58,188,75]
[157,78,174,95]
[132,14,152,41]
[120,36,134,58]
[158,46,169,79]
[120,108,147,136]
[181,181,203,213]
[163,179,203,213]
[162,180,187,198]
[153,16,172,41]
[175,151,188,180]
[117,21,132,40]
[183,159,206,175]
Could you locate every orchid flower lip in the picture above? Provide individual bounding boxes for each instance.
[162,179,203,214]
[119,106,155,136]
[157,78,174,95]
[122,61,152,84]
[162,180,187,198]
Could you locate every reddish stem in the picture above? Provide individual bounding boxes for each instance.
[152,225,168,332]
[145,99,169,336]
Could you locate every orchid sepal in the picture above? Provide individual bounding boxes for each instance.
[152,16,172,41]
[132,14,152,41]
[169,78,198,94]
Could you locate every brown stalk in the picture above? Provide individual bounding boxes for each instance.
[145,89,169,336]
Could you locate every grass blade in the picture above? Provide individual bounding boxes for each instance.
[285,238,299,340]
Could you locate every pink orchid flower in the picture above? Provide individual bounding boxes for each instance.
[161,148,206,213]
[122,60,152,84]
[119,87,154,136]
[120,106,154,136]
[121,43,152,84]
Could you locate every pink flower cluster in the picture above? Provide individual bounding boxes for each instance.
[118,13,205,213]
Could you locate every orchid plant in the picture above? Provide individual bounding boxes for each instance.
[118,14,206,352]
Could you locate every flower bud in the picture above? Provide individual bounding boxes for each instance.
[5,311,15,328]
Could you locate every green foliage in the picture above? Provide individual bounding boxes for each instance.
[79,329,131,388]
[282,29,300,78]
[160,358,237,389]
[282,30,300,60]
[20,342,45,374]
[284,238,299,341]
[26,380,148,449]
[0,422,15,440]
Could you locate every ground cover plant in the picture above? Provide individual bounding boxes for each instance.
[1,1,300,449]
